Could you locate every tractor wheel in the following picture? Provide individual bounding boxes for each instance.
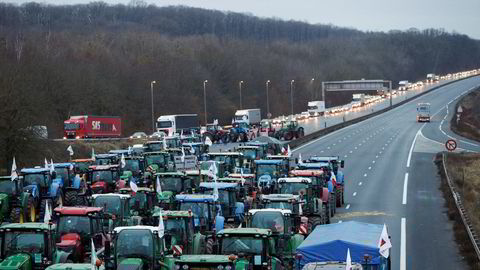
[296,128,305,138]
[329,194,335,217]
[26,196,36,222]
[308,216,322,233]
[284,132,293,141]
[342,191,345,204]
[331,192,337,215]
[76,196,87,206]
[205,238,214,254]
[10,207,22,223]
[64,190,78,206]
[322,204,328,224]
[324,204,330,224]
[39,199,50,221]
[221,133,230,144]
[55,191,64,208]
[336,189,342,207]
[241,133,248,142]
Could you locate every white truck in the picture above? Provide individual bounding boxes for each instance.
[307,101,325,117]
[416,102,431,122]
[352,94,365,108]
[156,114,199,136]
[234,109,261,125]
[398,80,410,91]
[426,73,436,83]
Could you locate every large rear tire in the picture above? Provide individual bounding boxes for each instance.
[65,190,78,206]
[308,216,322,233]
[39,199,50,221]
[26,196,36,222]
[10,207,22,223]
[205,237,214,254]
[336,189,342,207]
[324,204,330,224]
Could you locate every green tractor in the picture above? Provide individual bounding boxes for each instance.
[184,170,210,190]
[171,255,238,270]
[119,187,157,225]
[154,172,195,210]
[254,159,289,194]
[207,152,246,174]
[105,226,168,270]
[151,210,207,255]
[0,176,36,223]
[91,193,140,228]
[46,263,103,270]
[0,223,71,270]
[144,151,175,174]
[198,182,245,225]
[274,120,304,141]
[121,156,147,181]
[216,228,283,270]
[246,209,305,268]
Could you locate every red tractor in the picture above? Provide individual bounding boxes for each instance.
[54,206,109,262]
[202,123,230,143]
[87,164,122,194]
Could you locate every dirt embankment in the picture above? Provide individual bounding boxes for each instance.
[450,87,480,141]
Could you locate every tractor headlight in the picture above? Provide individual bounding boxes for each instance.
[225,266,232,270]
[175,265,180,270]
[217,266,224,270]
[182,265,189,270]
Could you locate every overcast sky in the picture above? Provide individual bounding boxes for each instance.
[8,0,480,39]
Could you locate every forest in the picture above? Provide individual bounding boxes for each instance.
[1,1,480,169]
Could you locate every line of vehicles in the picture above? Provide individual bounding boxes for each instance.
[1,131,393,270]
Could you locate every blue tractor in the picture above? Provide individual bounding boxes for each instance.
[197,182,245,225]
[229,122,250,142]
[20,167,64,221]
[53,163,85,206]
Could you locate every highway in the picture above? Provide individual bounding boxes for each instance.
[291,76,480,270]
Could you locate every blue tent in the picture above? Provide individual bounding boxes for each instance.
[296,221,388,268]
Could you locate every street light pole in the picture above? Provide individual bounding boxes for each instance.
[310,78,315,100]
[239,81,244,109]
[203,80,208,125]
[290,80,295,116]
[266,80,271,118]
[150,80,156,133]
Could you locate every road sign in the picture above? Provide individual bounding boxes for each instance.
[445,139,457,151]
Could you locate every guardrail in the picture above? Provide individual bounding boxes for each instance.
[287,75,479,149]
[441,152,480,261]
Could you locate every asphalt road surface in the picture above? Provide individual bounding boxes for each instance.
[291,76,480,270]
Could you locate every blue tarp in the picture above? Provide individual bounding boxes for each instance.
[296,221,384,268]
[254,159,283,165]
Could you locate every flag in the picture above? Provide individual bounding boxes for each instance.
[180,129,184,139]
[345,248,352,270]
[128,146,132,155]
[208,162,218,179]
[50,159,55,174]
[191,146,195,154]
[378,224,392,258]
[44,158,49,169]
[205,136,213,146]
[91,148,96,161]
[231,118,234,124]
[67,145,74,156]
[181,147,185,162]
[213,177,219,201]
[156,175,162,194]
[163,136,167,150]
[299,201,303,215]
[281,146,286,155]
[120,154,126,168]
[43,200,51,223]
[298,153,303,164]
[330,171,337,186]
[158,210,165,238]
[287,145,291,157]
[91,239,97,270]
[240,170,245,185]
[130,179,138,194]
[11,157,18,181]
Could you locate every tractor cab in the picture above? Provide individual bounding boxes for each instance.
[122,156,146,178]
[165,136,182,149]
[91,194,135,228]
[235,145,262,173]
[207,152,245,174]
[254,159,288,193]
[306,156,344,174]
[144,151,174,173]
[53,163,85,206]
[260,194,301,214]
[144,141,164,153]
[71,159,94,175]
[184,170,211,189]
[94,154,119,165]
[119,187,157,225]
[0,176,35,223]
[175,194,223,234]
[87,165,121,194]
[108,149,131,157]
[53,207,106,263]
[0,223,69,270]
[198,182,244,224]
[182,143,208,157]
[154,172,194,210]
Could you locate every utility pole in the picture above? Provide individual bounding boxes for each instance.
[150,80,156,133]
[203,80,208,125]
[239,81,244,109]
[290,80,295,116]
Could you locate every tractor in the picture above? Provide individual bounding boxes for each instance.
[184,170,211,190]
[20,167,64,221]
[71,159,94,175]
[53,163,86,207]
[246,209,305,268]
[229,122,250,142]
[87,165,122,194]
[90,193,139,228]
[277,177,330,227]
[254,159,289,194]
[119,187,157,225]
[171,255,238,270]
[0,176,35,223]
[274,120,304,141]
[306,156,345,207]
[216,228,283,270]
[104,226,168,270]
[143,151,175,174]
[54,206,108,263]
[94,154,119,165]
[198,182,245,225]
[182,142,209,158]
[154,172,195,210]
[207,152,246,174]
[0,223,71,270]
[143,141,164,153]
[217,176,257,211]
[259,119,276,137]
[235,145,263,173]
[202,123,230,143]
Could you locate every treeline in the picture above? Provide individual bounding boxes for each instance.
[1,2,480,171]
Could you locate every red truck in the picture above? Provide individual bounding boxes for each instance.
[63,115,122,139]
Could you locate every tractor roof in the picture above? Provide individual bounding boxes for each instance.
[176,255,233,263]
[176,194,216,202]
[89,165,120,170]
[143,151,169,155]
[254,159,284,165]
[109,149,130,155]
[184,170,210,176]
[289,170,324,177]
[261,194,299,201]
[183,142,204,146]
[72,158,94,163]
[124,156,144,160]
[0,222,55,231]
[114,225,158,234]
[92,193,131,199]
[208,152,243,156]
[278,177,312,184]
[53,163,73,168]
[54,207,103,215]
[21,168,50,174]
[217,228,272,236]
[246,141,269,146]
[237,146,259,150]
[161,210,192,217]
[199,182,237,189]
[46,263,94,270]
[249,208,292,215]
[297,162,330,169]
[266,154,291,160]
[228,173,255,178]
[119,187,153,193]
[145,141,162,144]
[309,156,339,162]
[155,172,186,177]
[95,154,118,158]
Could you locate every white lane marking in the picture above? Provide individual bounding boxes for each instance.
[345,204,350,210]
[372,160,376,163]
[364,173,367,177]
[353,192,357,196]
[460,140,480,147]
[355,146,358,149]
[401,218,406,270]
[406,125,424,167]
[379,151,382,154]
[320,150,324,153]
[403,173,409,205]
[350,150,353,153]
[338,220,343,223]
[368,166,372,170]
[333,143,336,146]
[344,155,348,158]
[327,147,331,149]
[359,143,362,146]
[376,155,379,158]
[358,182,362,186]
[382,147,385,150]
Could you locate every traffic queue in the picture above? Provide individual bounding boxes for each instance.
[2,133,392,270]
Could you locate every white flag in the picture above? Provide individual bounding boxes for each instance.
[128,146,132,155]
[378,224,392,258]
[156,175,162,194]
[158,210,165,238]
[212,177,219,202]
[298,153,303,164]
[50,159,55,174]
[130,179,138,193]
[287,145,292,157]
[91,239,97,270]
[121,154,126,168]
[11,157,18,181]
[345,248,352,270]
[163,136,168,150]
[44,158,49,169]
[281,146,286,154]
[180,130,184,139]
[67,145,74,156]
[91,148,96,161]
[298,201,303,215]
[191,146,195,154]
[208,162,218,179]
[205,136,213,146]
[43,200,51,223]
[181,147,185,162]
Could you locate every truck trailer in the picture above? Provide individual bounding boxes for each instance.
[156,114,199,136]
[307,101,325,117]
[63,115,121,139]
[234,109,261,125]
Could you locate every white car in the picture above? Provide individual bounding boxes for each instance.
[130,132,147,139]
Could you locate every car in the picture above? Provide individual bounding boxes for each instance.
[149,131,165,139]
[129,131,147,139]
